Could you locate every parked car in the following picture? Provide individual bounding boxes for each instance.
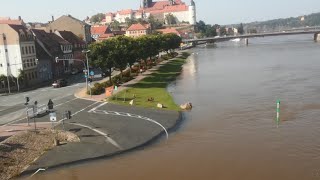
[71,68,80,75]
[52,79,67,88]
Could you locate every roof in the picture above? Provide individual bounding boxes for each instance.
[126,23,149,31]
[48,33,71,45]
[143,1,188,13]
[98,33,114,40]
[117,9,133,15]
[32,29,61,55]
[55,15,90,26]
[0,19,24,25]
[7,24,32,40]
[58,31,86,44]
[91,26,111,35]
[157,28,181,36]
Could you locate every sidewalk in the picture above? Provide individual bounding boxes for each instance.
[75,59,172,102]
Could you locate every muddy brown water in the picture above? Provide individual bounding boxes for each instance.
[32,35,320,180]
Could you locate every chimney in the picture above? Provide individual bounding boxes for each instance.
[52,16,54,22]
[18,16,21,21]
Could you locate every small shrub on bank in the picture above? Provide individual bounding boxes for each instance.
[90,83,105,95]
[181,52,191,59]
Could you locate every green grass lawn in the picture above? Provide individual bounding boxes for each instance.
[109,57,187,111]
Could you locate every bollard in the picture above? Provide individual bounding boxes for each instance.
[276,99,280,125]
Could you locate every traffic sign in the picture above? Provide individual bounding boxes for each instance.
[49,112,57,122]
[84,75,88,78]
[90,71,95,76]
[83,69,88,73]
[114,86,118,91]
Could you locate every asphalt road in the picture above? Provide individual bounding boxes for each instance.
[0,74,86,125]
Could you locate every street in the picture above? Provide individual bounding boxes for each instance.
[0,74,86,125]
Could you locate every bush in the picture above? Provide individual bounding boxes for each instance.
[101,81,112,88]
[89,83,105,95]
[121,76,134,83]
[181,52,191,59]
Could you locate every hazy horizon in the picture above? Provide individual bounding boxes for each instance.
[1,0,320,25]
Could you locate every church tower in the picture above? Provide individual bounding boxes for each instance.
[189,0,196,25]
[143,0,153,8]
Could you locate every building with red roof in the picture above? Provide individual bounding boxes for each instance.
[105,0,196,25]
[126,23,151,38]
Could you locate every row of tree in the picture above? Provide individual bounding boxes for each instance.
[196,20,245,38]
[88,33,182,83]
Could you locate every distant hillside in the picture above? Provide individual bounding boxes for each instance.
[243,12,320,33]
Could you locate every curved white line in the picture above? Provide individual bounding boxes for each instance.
[68,122,123,150]
[92,110,169,140]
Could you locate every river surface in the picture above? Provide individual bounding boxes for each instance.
[32,35,320,180]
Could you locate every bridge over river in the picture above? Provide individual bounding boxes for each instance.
[183,30,320,45]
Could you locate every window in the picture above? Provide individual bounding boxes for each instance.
[28,46,31,54]
[33,58,36,66]
[25,47,28,54]
[35,72,38,78]
[27,59,29,67]
[32,46,35,53]
[21,47,24,55]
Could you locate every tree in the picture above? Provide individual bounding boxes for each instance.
[125,18,137,27]
[90,13,105,23]
[204,25,217,37]
[148,15,163,30]
[196,20,206,33]
[110,20,121,31]
[89,41,114,83]
[109,36,131,78]
[219,26,227,36]
[238,23,244,35]
[165,14,177,25]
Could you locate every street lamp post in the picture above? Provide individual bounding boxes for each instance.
[82,50,90,92]
[55,57,89,90]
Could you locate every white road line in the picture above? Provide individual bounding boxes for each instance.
[1,98,83,127]
[90,110,169,139]
[58,101,99,123]
[68,122,123,150]
[88,102,108,113]
[54,98,78,107]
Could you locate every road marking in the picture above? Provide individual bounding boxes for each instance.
[67,122,123,150]
[54,98,78,107]
[1,98,82,127]
[57,101,99,123]
[88,102,108,113]
[90,110,169,139]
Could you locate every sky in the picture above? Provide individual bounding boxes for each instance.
[1,0,320,25]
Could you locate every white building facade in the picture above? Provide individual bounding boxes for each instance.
[105,0,196,25]
[0,24,38,85]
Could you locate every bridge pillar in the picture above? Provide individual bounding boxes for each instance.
[244,38,249,45]
[314,33,320,42]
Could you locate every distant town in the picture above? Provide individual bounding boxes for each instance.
[0,0,319,93]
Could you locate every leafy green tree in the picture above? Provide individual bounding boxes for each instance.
[204,25,217,37]
[219,26,227,36]
[89,41,114,83]
[196,20,206,33]
[165,14,177,25]
[109,36,132,78]
[125,18,138,27]
[148,15,163,30]
[110,20,121,31]
[90,13,105,23]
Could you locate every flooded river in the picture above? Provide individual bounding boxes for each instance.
[33,35,320,180]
